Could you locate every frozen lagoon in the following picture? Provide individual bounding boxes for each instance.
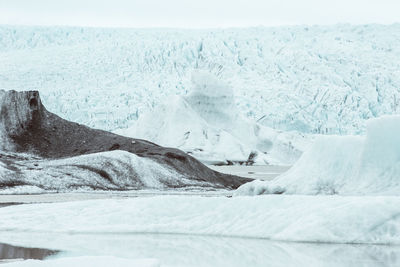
[1,165,400,267]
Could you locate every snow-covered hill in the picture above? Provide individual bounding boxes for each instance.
[116,71,310,165]
[1,24,400,135]
[0,150,218,193]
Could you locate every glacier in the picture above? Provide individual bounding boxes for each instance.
[236,115,400,196]
[1,24,399,135]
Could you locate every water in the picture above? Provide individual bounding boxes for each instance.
[0,242,58,262]
[1,233,399,267]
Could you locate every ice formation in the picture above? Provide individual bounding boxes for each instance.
[116,71,310,165]
[236,115,400,196]
[1,24,399,135]
[1,195,400,245]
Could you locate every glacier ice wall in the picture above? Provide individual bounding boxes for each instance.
[1,24,400,134]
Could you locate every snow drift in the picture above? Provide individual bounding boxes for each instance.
[116,71,310,165]
[236,115,400,196]
[0,90,251,192]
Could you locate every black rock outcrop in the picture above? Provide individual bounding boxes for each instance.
[0,90,251,189]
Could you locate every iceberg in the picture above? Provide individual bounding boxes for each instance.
[116,71,309,165]
[236,115,400,195]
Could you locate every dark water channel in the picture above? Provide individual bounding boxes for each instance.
[0,242,58,261]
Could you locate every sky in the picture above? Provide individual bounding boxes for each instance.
[0,0,399,28]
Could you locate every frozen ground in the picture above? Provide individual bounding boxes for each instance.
[1,24,399,136]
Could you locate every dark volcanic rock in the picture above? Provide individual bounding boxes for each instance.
[0,90,252,189]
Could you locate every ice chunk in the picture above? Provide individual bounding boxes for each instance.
[236,115,400,196]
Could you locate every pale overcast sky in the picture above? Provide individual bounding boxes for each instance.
[0,0,399,28]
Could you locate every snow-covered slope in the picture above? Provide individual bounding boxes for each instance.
[236,115,400,196]
[1,24,400,135]
[115,71,310,165]
[0,150,218,193]
[1,195,400,245]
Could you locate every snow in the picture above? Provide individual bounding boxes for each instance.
[0,150,217,193]
[1,256,159,267]
[236,115,400,196]
[1,195,400,245]
[1,24,400,136]
[115,71,310,165]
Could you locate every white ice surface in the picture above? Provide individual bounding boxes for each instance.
[236,115,400,196]
[1,195,400,245]
[1,256,159,267]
